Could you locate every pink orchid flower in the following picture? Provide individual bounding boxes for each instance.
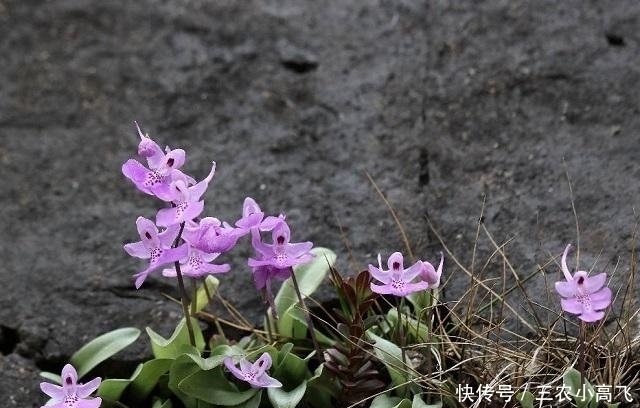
[554,244,612,322]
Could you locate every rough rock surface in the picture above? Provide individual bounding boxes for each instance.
[1,0,639,405]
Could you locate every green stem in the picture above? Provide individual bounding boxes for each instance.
[397,298,407,399]
[173,221,196,348]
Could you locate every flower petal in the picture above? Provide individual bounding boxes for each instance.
[402,261,424,282]
[584,272,607,294]
[579,310,605,323]
[370,282,395,295]
[590,287,612,310]
[368,264,390,284]
[123,241,149,259]
[403,281,430,295]
[224,357,246,382]
[555,281,576,298]
[255,374,282,388]
[122,159,153,195]
[39,383,65,401]
[560,297,583,314]
[188,162,216,201]
[386,252,405,272]
[76,377,101,398]
[561,244,574,281]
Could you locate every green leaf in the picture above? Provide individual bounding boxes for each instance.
[127,358,173,403]
[412,395,442,408]
[366,330,409,388]
[152,400,173,408]
[97,378,132,401]
[70,327,140,378]
[146,318,205,359]
[515,391,535,408]
[370,395,405,408]
[190,275,220,314]
[178,367,258,405]
[274,247,336,326]
[40,371,62,384]
[168,354,204,407]
[237,390,262,408]
[562,367,596,408]
[272,345,309,388]
[285,305,335,346]
[267,381,307,408]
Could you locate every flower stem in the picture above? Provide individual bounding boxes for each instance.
[579,321,586,388]
[173,221,196,348]
[397,298,408,399]
[289,268,320,356]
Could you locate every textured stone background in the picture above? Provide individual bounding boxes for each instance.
[1,0,639,406]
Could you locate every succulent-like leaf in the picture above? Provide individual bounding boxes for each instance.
[267,381,307,408]
[70,327,141,378]
[146,318,205,359]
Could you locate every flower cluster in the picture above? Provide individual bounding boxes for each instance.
[121,123,314,294]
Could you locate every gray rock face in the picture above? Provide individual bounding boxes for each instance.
[1,0,639,406]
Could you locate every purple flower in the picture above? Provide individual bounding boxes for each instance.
[134,121,163,163]
[183,217,244,254]
[121,125,190,202]
[248,220,314,270]
[224,353,282,389]
[162,246,230,279]
[251,264,292,291]
[235,197,282,233]
[554,244,612,322]
[40,364,102,408]
[419,252,444,288]
[123,217,189,289]
[155,162,216,227]
[369,252,429,297]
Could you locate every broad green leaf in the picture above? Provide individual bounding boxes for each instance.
[267,381,307,408]
[70,327,140,378]
[387,309,428,343]
[412,395,442,408]
[168,354,204,407]
[370,395,404,408]
[274,247,336,321]
[562,367,596,408]
[515,391,535,408]
[152,400,173,408]
[146,318,205,359]
[97,378,132,401]
[40,371,62,384]
[190,275,220,314]
[179,367,257,405]
[367,331,409,388]
[284,305,336,346]
[238,390,262,408]
[272,346,308,388]
[127,358,173,403]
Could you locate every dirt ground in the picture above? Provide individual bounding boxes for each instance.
[1,0,639,406]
